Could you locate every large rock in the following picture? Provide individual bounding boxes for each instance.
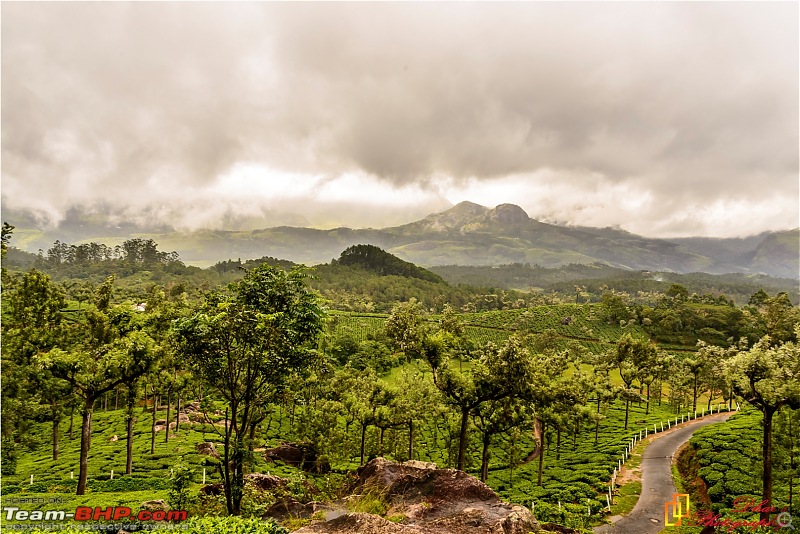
[245,473,287,492]
[295,458,541,533]
[264,442,330,473]
[140,500,169,512]
[195,442,220,459]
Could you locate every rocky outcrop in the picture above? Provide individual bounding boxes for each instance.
[293,458,541,533]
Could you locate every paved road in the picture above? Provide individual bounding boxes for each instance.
[593,412,732,534]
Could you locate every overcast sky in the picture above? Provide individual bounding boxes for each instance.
[2,2,798,237]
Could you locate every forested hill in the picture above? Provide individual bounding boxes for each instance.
[334,244,444,283]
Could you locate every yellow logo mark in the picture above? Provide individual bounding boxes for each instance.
[665,493,690,526]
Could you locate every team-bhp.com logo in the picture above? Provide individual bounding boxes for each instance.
[665,493,691,526]
[4,506,188,522]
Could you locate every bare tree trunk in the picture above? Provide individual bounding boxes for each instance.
[52,416,60,461]
[537,423,546,486]
[360,423,368,466]
[165,389,171,444]
[150,391,157,454]
[457,408,469,471]
[408,420,414,461]
[175,396,181,433]
[76,398,94,495]
[480,435,491,482]
[761,407,776,522]
[556,426,562,460]
[624,398,630,430]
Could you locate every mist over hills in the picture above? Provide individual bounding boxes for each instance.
[4,202,798,278]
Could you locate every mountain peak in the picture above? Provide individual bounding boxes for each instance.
[488,204,529,225]
[448,201,490,216]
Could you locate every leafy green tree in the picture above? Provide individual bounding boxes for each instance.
[726,329,800,520]
[472,396,529,482]
[40,326,157,495]
[425,335,536,471]
[333,365,393,465]
[589,358,619,445]
[385,298,427,360]
[168,457,197,511]
[683,354,710,414]
[1,269,71,460]
[392,368,442,461]
[174,264,325,515]
[608,334,654,429]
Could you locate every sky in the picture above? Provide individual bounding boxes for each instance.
[2,2,798,238]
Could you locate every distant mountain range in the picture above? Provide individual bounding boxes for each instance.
[4,202,798,278]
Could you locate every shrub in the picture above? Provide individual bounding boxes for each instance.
[168,458,196,511]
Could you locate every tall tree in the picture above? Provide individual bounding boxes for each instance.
[472,396,529,482]
[1,269,71,461]
[174,264,325,515]
[726,330,800,521]
[608,334,653,429]
[40,324,157,495]
[424,335,536,471]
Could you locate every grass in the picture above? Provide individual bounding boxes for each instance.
[611,481,642,517]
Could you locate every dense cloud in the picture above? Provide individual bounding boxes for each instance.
[2,2,797,236]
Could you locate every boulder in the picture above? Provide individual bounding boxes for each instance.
[245,473,287,492]
[195,442,220,459]
[264,442,330,473]
[140,500,169,512]
[199,483,224,496]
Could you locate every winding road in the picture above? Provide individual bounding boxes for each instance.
[593,412,733,534]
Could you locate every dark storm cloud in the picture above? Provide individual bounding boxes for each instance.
[2,2,797,234]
